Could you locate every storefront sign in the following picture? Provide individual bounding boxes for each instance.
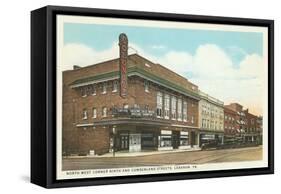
[119,33,128,98]
[161,130,172,135]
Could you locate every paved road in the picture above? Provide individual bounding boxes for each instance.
[62,146,262,170]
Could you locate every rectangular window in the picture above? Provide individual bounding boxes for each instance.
[183,101,187,122]
[171,96,177,120]
[91,85,96,95]
[102,82,107,94]
[112,80,118,92]
[156,92,163,118]
[144,80,149,92]
[102,107,107,117]
[82,109,87,120]
[164,94,170,119]
[81,87,87,97]
[123,104,129,109]
[92,108,97,118]
[177,98,182,121]
[191,116,194,124]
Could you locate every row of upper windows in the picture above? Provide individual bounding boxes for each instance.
[79,79,150,97]
[225,115,235,121]
[82,107,107,120]
[80,81,118,97]
[156,92,193,123]
[201,119,223,130]
[225,126,236,130]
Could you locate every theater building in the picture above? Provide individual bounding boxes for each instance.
[198,91,224,146]
[62,34,200,156]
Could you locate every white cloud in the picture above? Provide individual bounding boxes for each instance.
[61,42,265,115]
[150,45,166,50]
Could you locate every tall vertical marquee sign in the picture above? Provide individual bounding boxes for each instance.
[119,33,128,98]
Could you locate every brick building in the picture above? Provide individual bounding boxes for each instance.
[224,103,262,144]
[198,91,224,146]
[62,34,200,156]
[224,103,247,138]
[224,106,238,137]
[244,109,262,143]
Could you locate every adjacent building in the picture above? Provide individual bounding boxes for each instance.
[224,107,238,138]
[62,34,201,156]
[198,91,224,146]
[244,109,263,144]
[224,103,262,144]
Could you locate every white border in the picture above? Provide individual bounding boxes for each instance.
[56,15,269,180]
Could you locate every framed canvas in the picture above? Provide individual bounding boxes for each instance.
[31,5,274,188]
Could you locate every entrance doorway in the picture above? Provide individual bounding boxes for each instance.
[120,134,129,150]
[172,131,180,149]
[190,131,195,147]
[129,133,141,152]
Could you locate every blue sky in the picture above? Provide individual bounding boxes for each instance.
[62,22,265,115]
[64,22,263,68]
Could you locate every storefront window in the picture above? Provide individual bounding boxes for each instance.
[180,131,188,146]
[159,130,172,147]
[159,136,172,147]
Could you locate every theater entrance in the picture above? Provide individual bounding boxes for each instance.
[119,133,129,150]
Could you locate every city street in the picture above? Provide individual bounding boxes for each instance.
[62,146,262,170]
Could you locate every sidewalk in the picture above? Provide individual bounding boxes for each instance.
[64,147,202,159]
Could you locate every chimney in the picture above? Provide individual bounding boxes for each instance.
[119,33,128,98]
[73,65,81,70]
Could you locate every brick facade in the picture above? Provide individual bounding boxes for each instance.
[62,54,200,155]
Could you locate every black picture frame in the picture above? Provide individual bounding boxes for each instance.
[31,5,274,188]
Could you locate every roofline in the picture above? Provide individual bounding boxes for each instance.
[70,66,200,100]
[63,53,197,88]
[132,54,193,85]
